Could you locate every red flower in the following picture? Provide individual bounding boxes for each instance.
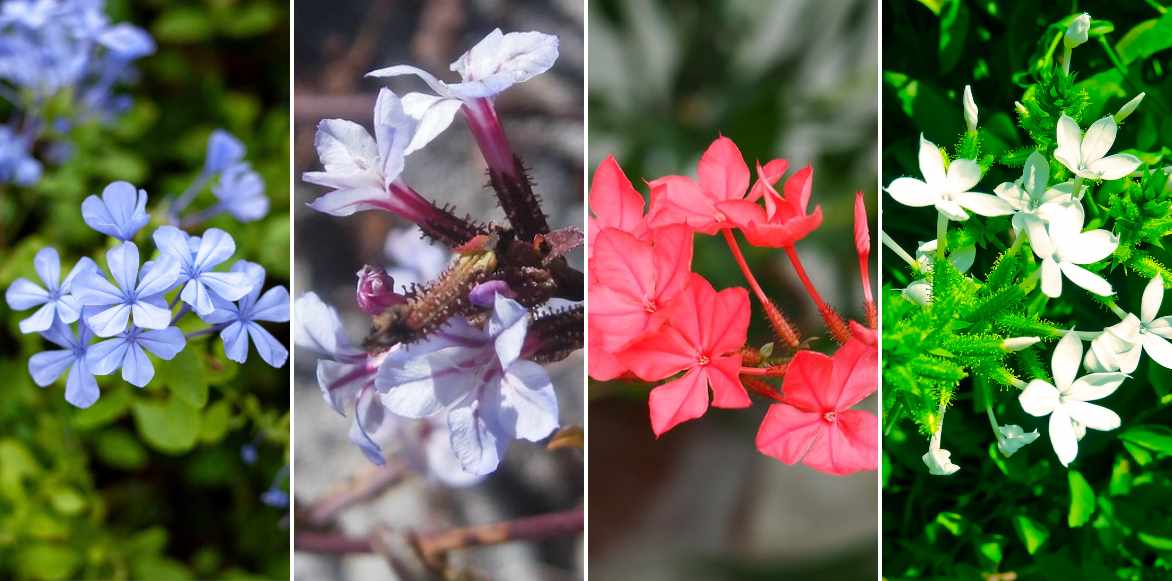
[617,273,751,436]
[588,155,647,255]
[647,136,787,235]
[755,329,877,475]
[589,224,694,352]
[717,163,823,248]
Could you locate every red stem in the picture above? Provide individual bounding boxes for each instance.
[721,229,801,349]
[783,245,851,343]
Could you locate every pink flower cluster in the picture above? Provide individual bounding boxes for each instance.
[588,136,878,476]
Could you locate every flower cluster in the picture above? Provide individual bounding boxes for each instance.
[589,136,878,476]
[0,0,154,185]
[5,130,285,408]
[885,13,1164,470]
[298,29,583,478]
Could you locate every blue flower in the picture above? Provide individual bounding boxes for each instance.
[201,260,289,367]
[85,325,186,387]
[204,129,245,174]
[29,317,99,408]
[72,241,180,337]
[213,162,268,222]
[376,294,559,476]
[81,181,150,241]
[153,226,253,316]
[5,247,95,333]
[0,126,41,185]
[260,488,289,509]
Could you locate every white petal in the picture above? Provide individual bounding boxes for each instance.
[956,192,1014,217]
[1022,151,1050,199]
[1088,154,1141,181]
[1142,332,1172,369]
[1062,229,1117,264]
[1065,401,1121,431]
[309,119,380,176]
[1055,115,1083,173]
[1019,380,1059,417]
[1026,217,1054,256]
[945,159,982,193]
[885,177,937,207]
[400,92,462,156]
[1052,332,1083,391]
[1048,407,1079,466]
[917,135,947,187]
[1060,262,1114,296]
[497,360,558,441]
[1143,276,1165,323]
[936,199,970,221]
[1069,372,1127,401]
[1041,257,1063,297]
[1081,117,1118,166]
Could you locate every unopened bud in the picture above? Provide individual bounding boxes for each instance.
[1115,92,1145,123]
[356,265,404,315]
[469,279,515,308]
[1064,13,1091,50]
[1003,336,1041,352]
[963,85,978,132]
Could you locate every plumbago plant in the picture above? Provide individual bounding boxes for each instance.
[884,5,1172,577]
[589,136,879,476]
[295,28,584,570]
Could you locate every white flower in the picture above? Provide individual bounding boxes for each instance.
[1115,93,1145,123]
[1085,276,1172,373]
[901,239,976,305]
[1054,114,1141,181]
[963,85,978,132]
[885,135,1013,221]
[1019,331,1127,466]
[1064,13,1091,50]
[1026,205,1117,297]
[993,151,1079,234]
[922,447,961,475]
[1003,336,1041,352]
[996,424,1040,457]
[301,89,415,216]
[366,29,558,154]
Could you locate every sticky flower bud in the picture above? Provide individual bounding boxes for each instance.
[962,85,978,132]
[356,265,404,315]
[1064,13,1090,50]
[1003,336,1041,352]
[1114,92,1145,123]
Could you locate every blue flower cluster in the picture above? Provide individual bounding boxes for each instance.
[0,0,154,185]
[5,130,287,409]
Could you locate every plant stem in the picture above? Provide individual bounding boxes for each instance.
[170,172,211,224]
[882,232,918,269]
[935,211,948,262]
[721,229,800,348]
[307,459,408,526]
[783,245,851,343]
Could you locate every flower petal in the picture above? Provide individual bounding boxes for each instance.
[1052,331,1083,391]
[1048,407,1079,466]
[1040,257,1063,298]
[1054,114,1083,174]
[6,278,49,310]
[64,361,99,409]
[446,403,505,475]
[1019,380,1059,417]
[755,403,825,466]
[1065,400,1121,432]
[885,177,936,207]
[697,136,749,202]
[647,368,710,436]
[917,135,946,187]
[497,360,559,441]
[1069,372,1127,401]
[1088,154,1141,181]
[29,349,74,387]
[1142,276,1165,324]
[400,92,462,156]
[119,343,154,387]
[802,409,878,476]
[945,159,982,193]
[246,323,287,368]
[137,327,186,360]
[1080,117,1118,166]
[955,192,1014,217]
[86,304,132,338]
[1060,262,1114,296]
[1142,332,1172,369]
[1063,230,1118,265]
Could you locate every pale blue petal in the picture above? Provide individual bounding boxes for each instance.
[220,321,250,363]
[205,130,245,174]
[19,302,57,334]
[293,293,361,360]
[199,270,252,302]
[229,260,266,306]
[64,361,100,409]
[131,298,172,330]
[349,386,389,465]
[86,304,132,338]
[317,359,370,415]
[71,271,124,307]
[6,278,49,310]
[247,323,287,367]
[40,319,77,349]
[377,348,479,416]
[55,295,82,324]
[446,404,503,476]
[489,295,529,368]
[105,242,140,292]
[135,256,180,297]
[61,257,98,291]
[82,182,149,241]
[193,228,237,272]
[137,327,186,360]
[181,279,216,316]
[120,343,154,387]
[495,360,558,441]
[86,337,130,375]
[33,247,61,290]
[250,286,289,323]
[29,348,75,386]
[152,226,194,267]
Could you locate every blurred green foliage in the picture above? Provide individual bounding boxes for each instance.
[883,1,1172,578]
[0,1,289,579]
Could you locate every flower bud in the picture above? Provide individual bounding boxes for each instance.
[355,265,404,315]
[1114,92,1145,123]
[1064,13,1091,50]
[469,279,515,308]
[1002,336,1041,352]
[963,85,978,132]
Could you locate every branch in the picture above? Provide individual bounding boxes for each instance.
[305,459,408,526]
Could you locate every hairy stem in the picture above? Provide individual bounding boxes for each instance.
[721,229,801,349]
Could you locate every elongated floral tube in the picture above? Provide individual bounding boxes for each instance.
[464,98,551,240]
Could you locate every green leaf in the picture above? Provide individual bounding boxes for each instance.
[1013,514,1049,555]
[132,397,201,454]
[132,557,194,581]
[95,428,149,470]
[152,7,213,43]
[1067,470,1095,527]
[1119,425,1172,455]
[1116,13,1172,65]
[938,0,970,74]
[71,385,132,430]
[199,400,233,444]
[16,544,80,581]
[160,349,209,409]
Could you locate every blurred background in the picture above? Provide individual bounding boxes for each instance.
[292,0,583,579]
[0,0,290,579]
[588,0,878,579]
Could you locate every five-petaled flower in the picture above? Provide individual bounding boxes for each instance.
[85,324,186,388]
[153,226,253,316]
[202,261,290,368]
[719,162,823,248]
[1054,114,1141,181]
[618,273,751,436]
[885,135,1012,221]
[1025,205,1117,298]
[993,151,1078,234]
[5,247,94,333]
[72,241,180,337]
[756,327,878,475]
[1085,276,1172,373]
[1019,331,1127,466]
[377,294,559,476]
[29,318,99,408]
[81,181,150,241]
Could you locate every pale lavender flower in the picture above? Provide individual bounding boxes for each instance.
[81,181,149,241]
[201,261,289,367]
[153,226,253,316]
[72,241,179,337]
[355,265,404,315]
[204,129,245,174]
[85,324,186,388]
[29,317,99,408]
[5,247,94,333]
[213,162,268,222]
